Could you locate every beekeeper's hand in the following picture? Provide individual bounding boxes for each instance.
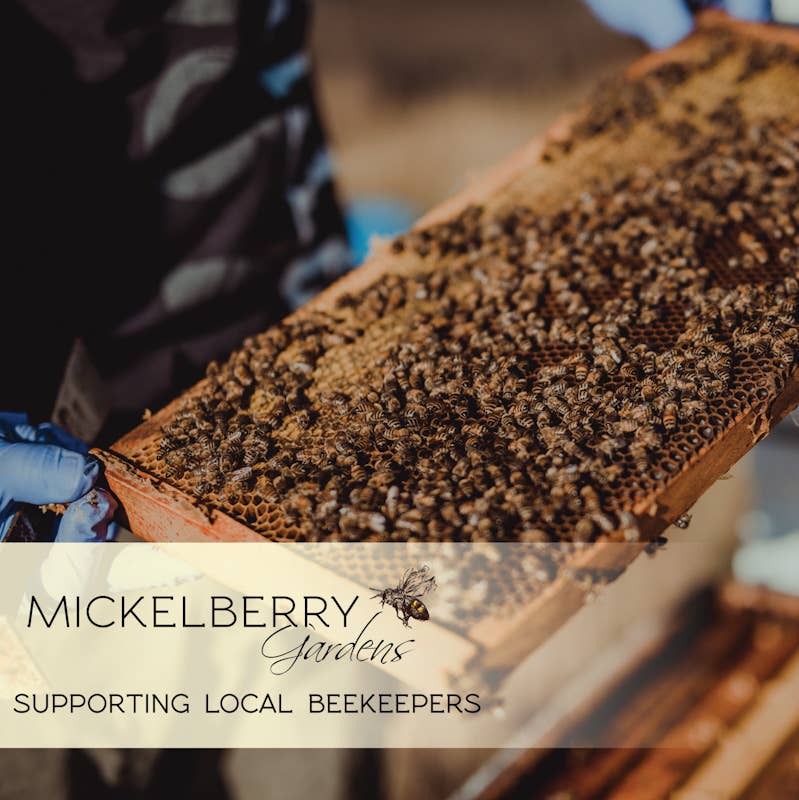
[584,1,789,50]
[0,412,116,542]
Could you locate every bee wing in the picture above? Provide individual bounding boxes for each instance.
[397,566,416,592]
[403,565,437,596]
[417,575,437,596]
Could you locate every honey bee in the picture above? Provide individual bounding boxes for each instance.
[350,464,368,483]
[635,424,661,449]
[574,517,595,542]
[229,466,253,484]
[674,512,692,529]
[595,435,626,459]
[592,511,617,534]
[340,509,387,537]
[162,448,188,476]
[679,399,706,419]
[595,353,619,375]
[619,362,639,380]
[773,339,795,366]
[580,485,600,511]
[594,338,622,364]
[615,417,639,435]
[629,443,649,474]
[545,396,570,417]
[662,402,678,432]
[233,363,253,386]
[539,364,569,380]
[544,380,568,398]
[619,511,640,543]
[371,566,437,627]
[569,357,590,382]
[463,422,487,437]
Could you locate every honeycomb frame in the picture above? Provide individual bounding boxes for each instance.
[100,12,799,683]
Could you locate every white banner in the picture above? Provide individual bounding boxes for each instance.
[0,540,724,748]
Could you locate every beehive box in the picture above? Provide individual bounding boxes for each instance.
[473,583,799,800]
[101,13,799,686]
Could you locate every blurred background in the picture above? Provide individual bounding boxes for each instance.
[314,0,643,260]
[315,0,641,212]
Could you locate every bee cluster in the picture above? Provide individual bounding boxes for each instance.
[155,39,799,545]
[542,34,799,162]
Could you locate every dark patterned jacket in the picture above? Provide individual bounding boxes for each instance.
[4,0,351,434]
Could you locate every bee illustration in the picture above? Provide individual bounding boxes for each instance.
[371,565,437,627]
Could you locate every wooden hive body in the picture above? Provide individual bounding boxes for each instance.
[472,585,799,800]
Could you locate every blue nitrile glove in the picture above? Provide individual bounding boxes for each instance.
[57,487,118,543]
[584,1,773,49]
[0,412,116,542]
